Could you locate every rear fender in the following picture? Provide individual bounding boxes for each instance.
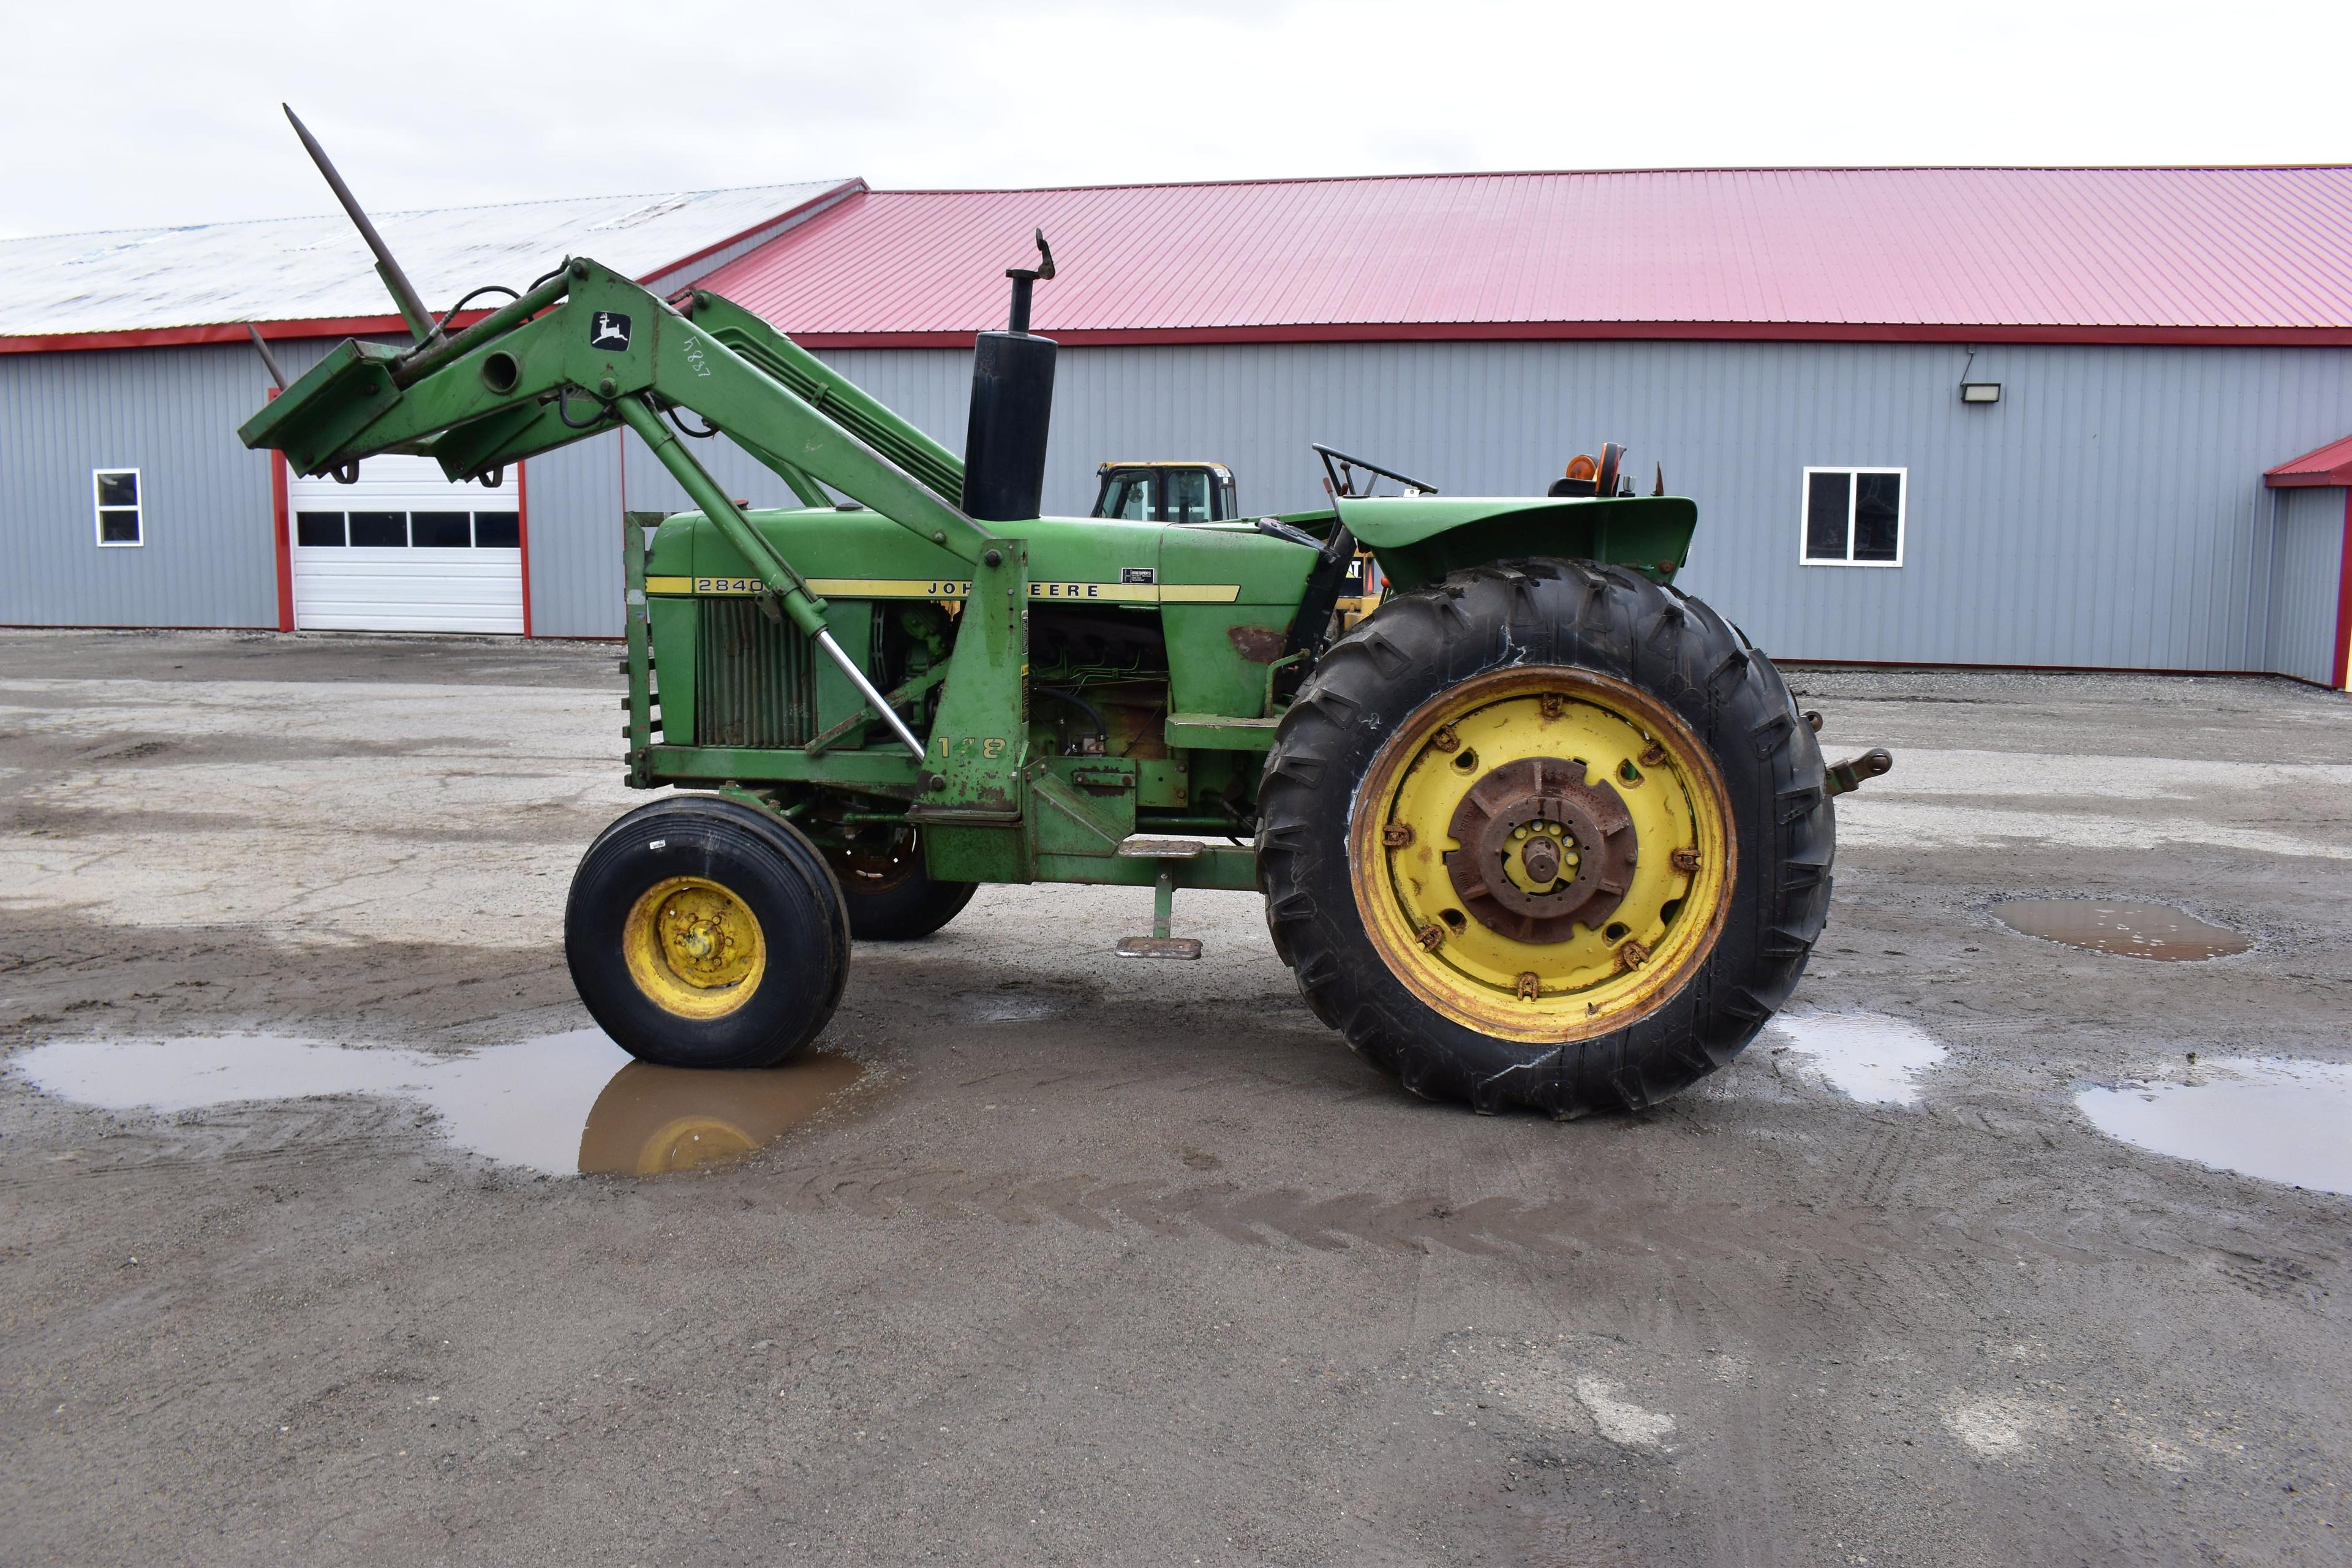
[1340,495,1698,591]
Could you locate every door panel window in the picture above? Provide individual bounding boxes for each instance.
[296,511,347,547]
[412,511,473,548]
[349,512,408,547]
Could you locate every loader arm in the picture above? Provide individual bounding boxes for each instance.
[240,257,1011,764]
[677,290,967,509]
[239,257,999,583]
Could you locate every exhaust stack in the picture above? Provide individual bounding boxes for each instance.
[960,230,1057,523]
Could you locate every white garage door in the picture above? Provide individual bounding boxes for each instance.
[286,456,525,633]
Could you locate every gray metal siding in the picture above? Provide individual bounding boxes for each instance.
[814,340,2352,671]
[525,424,824,639]
[522,432,626,638]
[7,333,2349,674]
[2264,486,2346,686]
[0,343,283,627]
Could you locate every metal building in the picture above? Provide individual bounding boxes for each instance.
[5,166,2350,688]
[0,179,862,635]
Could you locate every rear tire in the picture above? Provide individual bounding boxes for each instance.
[1256,558,1834,1117]
[825,826,978,941]
[565,797,849,1069]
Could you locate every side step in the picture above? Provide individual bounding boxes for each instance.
[1114,837,1205,959]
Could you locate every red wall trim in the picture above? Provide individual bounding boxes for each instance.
[1776,655,2345,690]
[0,312,497,356]
[516,461,535,639]
[13,314,2352,356]
[2334,490,2352,691]
[268,389,294,633]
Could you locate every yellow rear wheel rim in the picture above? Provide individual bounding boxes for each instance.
[622,875,767,1020]
[1351,667,1736,1044]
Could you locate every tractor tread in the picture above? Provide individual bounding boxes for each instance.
[1256,556,1836,1118]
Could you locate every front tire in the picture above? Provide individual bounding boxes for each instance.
[565,797,850,1069]
[1256,559,1833,1117]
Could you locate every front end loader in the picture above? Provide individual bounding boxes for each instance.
[239,111,1889,1118]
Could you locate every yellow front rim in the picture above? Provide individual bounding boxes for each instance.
[1351,667,1736,1044]
[621,875,768,1020]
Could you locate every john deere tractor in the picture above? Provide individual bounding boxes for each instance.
[239,110,1888,1118]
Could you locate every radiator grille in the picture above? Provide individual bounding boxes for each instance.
[695,598,816,748]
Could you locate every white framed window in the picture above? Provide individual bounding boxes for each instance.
[1800,467,1904,567]
[93,468,143,547]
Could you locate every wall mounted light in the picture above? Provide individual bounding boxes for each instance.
[1959,382,2002,404]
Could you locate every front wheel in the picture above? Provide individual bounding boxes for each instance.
[1256,559,1834,1117]
[565,797,850,1069]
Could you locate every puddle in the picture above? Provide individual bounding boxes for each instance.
[2077,1057,2352,1196]
[1994,899,2249,961]
[9,1030,865,1177]
[1763,1010,1948,1106]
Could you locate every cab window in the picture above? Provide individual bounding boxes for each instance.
[1164,469,1214,524]
[1098,470,1154,519]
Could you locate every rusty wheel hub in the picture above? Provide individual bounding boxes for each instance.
[1444,756,1638,943]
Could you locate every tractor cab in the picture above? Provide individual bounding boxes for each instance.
[1090,461,1238,524]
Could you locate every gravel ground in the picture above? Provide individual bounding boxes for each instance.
[1,628,2347,1566]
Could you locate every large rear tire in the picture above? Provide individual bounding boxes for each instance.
[565,797,850,1069]
[1256,559,1833,1117]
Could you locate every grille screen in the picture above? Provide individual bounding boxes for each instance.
[695,598,816,748]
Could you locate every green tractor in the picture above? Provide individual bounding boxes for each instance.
[240,111,1888,1117]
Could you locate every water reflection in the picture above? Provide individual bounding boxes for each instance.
[1763,1009,1948,1106]
[1994,899,2249,961]
[9,1028,864,1177]
[2078,1057,2352,1196]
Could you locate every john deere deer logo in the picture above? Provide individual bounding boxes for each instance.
[590,311,632,350]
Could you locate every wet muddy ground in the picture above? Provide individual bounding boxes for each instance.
[2,629,2348,1566]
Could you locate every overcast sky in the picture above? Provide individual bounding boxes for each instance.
[5,0,2346,238]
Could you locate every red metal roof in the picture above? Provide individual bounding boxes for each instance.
[2266,432,2352,487]
[699,167,2352,349]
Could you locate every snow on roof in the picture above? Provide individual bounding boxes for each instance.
[0,180,860,343]
[699,166,2352,347]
